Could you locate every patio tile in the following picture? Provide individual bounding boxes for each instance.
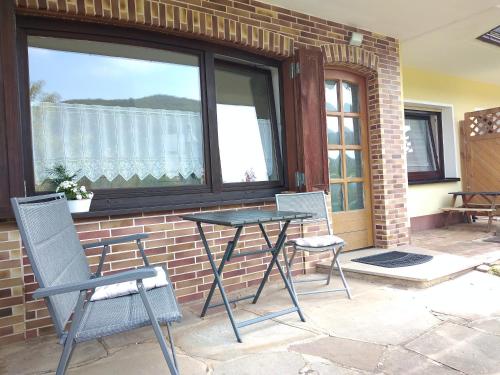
[298,287,439,345]
[308,362,375,375]
[405,322,500,374]
[212,351,306,374]
[0,334,107,375]
[379,346,461,375]
[289,336,386,372]
[173,309,316,361]
[470,317,500,336]
[67,341,208,375]
[418,271,500,321]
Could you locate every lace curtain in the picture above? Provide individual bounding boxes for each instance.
[31,102,204,185]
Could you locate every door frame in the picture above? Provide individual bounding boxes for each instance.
[324,67,375,250]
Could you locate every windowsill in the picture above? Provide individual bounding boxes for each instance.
[408,177,460,186]
[71,195,278,220]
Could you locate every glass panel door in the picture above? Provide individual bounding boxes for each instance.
[325,79,365,212]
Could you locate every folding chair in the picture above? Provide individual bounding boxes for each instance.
[11,193,181,375]
[275,191,351,298]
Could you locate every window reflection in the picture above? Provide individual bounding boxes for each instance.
[342,82,359,113]
[28,36,204,191]
[214,62,279,183]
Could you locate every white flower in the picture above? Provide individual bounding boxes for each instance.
[88,192,94,199]
[72,187,78,193]
[76,194,82,200]
[80,186,87,192]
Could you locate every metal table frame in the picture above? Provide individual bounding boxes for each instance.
[182,210,312,343]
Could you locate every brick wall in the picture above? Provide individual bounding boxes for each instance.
[0,0,410,343]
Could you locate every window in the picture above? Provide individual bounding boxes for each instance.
[404,110,443,182]
[214,62,280,183]
[20,22,283,213]
[28,36,204,191]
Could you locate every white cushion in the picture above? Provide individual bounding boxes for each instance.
[292,235,344,248]
[90,266,168,301]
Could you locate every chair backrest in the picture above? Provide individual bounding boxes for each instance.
[275,191,332,235]
[11,193,90,336]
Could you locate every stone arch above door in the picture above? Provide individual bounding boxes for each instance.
[321,44,379,77]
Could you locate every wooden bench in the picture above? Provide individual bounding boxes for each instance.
[441,207,495,231]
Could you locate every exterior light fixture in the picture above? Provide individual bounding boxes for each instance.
[349,32,363,47]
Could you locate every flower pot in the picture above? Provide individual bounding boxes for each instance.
[67,199,92,213]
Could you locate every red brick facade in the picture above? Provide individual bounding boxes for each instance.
[0,0,409,343]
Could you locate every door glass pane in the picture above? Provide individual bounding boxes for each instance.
[348,182,364,210]
[215,62,280,183]
[330,184,344,212]
[344,117,361,145]
[328,150,342,179]
[342,81,359,113]
[28,36,204,191]
[325,80,339,112]
[327,116,340,145]
[346,150,362,177]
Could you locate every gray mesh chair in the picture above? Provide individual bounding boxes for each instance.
[11,193,181,375]
[275,191,351,298]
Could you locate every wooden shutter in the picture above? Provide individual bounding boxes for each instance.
[282,48,328,192]
[0,0,24,218]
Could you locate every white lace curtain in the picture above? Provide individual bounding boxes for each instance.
[31,102,204,184]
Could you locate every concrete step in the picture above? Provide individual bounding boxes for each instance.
[316,246,482,288]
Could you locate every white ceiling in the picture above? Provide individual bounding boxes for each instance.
[266,0,500,85]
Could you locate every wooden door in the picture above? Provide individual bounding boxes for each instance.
[324,69,373,250]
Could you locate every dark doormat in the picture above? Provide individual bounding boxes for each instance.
[483,236,500,243]
[352,251,433,268]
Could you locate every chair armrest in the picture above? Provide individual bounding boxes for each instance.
[33,268,157,299]
[82,233,149,250]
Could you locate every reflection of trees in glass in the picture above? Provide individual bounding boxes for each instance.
[30,80,61,103]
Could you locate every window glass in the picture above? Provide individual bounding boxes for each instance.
[327,116,340,145]
[328,150,342,179]
[330,184,344,212]
[214,62,279,183]
[344,117,361,145]
[348,182,364,210]
[28,36,204,191]
[405,115,440,173]
[346,150,363,177]
[342,82,359,113]
[325,80,339,112]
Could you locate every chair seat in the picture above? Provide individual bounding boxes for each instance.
[290,234,344,251]
[75,285,181,343]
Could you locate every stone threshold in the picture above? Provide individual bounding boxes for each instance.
[316,246,484,288]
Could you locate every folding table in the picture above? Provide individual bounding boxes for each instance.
[181,209,312,342]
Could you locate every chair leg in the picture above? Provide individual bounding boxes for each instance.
[56,291,87,375]
[166,322,178,370]
[56,338,75,375]
[138,282,179,375]
[335,254,352,299]
[283,248,297,296]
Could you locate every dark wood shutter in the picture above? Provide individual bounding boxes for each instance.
[0,0,24,218]
[282,48,328,192]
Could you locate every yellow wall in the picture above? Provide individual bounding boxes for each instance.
[402,66,500,218]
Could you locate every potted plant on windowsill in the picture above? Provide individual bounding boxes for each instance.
[56,181,94,213]
[47,164,94,213]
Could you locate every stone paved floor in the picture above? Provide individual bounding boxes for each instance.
[1,269,499,375]
[1,224,499,375]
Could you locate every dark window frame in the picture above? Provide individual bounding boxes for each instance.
[15,16,287,215]
[404,109,444,182]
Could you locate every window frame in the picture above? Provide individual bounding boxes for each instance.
[404,109,444,182]
[16,17,286,215]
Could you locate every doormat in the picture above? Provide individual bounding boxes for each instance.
[352,251,433,268]
[483,236,500,243]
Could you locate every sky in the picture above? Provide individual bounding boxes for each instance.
[28,47,202,101]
